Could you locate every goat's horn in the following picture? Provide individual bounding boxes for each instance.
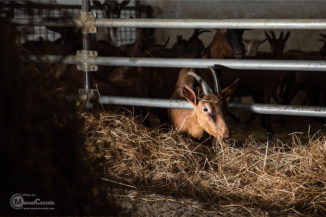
[270,31,276,39]
[280,31,284,39]
[208,66,221,94]
[187,71,213,95]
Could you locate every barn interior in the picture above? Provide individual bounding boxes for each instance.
[1,0,326,216]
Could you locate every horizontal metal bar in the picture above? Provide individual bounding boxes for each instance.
[99,96,193,109]
[28,55,326,71]
[99,96,326,117]
[228,103,326,117]
[96,19,326,29]
[11,18,77,27]
[11,18,326,29]
[95,57,326,71]
[27,55,77,64]
[2,2,149,10]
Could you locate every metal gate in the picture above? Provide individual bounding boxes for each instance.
[1,1,153,45]
[9,0,326,117]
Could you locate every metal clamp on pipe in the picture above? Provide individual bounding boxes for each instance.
[78,89,99,105]
[79,11,97,33]
[76,50,98,72]
[76,50,98,108]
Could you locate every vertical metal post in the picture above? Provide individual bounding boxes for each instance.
[82,0,90,94]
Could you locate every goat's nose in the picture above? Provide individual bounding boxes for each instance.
[223,131,231,139]
[233,48,244,58]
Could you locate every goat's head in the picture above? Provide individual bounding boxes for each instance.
[224,29,245,58]
[265,31,290,58]
[205,29,245,59]
[180,71,240,139]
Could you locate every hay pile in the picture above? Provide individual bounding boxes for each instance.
[82,109,326,215]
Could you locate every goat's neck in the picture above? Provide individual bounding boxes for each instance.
[205,31,232,59]
[186,110,204,139]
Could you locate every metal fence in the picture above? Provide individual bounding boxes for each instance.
[11,0,326,117]
[1,1,152,45]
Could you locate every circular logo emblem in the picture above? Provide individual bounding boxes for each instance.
[10,194,24,209]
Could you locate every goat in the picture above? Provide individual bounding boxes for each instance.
[168,68,239,140]
[219,31,290,134]
[119,28,169,57]
[148,29,244,100]
[171,29,211,57]
[202,29,245,59]
[264,31,290,59]
[282,34,326,106]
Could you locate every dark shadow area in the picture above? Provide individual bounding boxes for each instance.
[0,18,120,216]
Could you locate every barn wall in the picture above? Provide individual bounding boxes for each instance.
[140,0,326,52]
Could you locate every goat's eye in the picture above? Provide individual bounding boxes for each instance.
[202,107,209,112]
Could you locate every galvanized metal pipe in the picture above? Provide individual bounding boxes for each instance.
[10,18,76,27]
[82,0,90,92]
[95,18,326,29]
[228,103,326,117]
[28,55,326,71]
[11,18,326,29]
[99,96,326,117]
[95,57,326,71]
[82,0,90,11]
[27,55,76,64]
[99,96,193,109]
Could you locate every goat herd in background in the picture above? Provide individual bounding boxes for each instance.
[19,22,326,141]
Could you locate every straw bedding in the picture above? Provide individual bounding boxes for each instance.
[82,109,326,215]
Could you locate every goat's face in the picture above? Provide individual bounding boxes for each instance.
[265,31,290,58]
[225,29,245,58]
[195,93,231,139]
[181,77,240,139]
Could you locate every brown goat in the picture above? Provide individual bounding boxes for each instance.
[265,31,290,59]
[171,29,210,57]
[148,29,244,100]
[282,33,326,106]
[219,31,291,133]
[202,29,245,59]
[168,68,239,140]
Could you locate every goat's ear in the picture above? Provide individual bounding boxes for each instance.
[269,31,276,40]
[221,78,240,100]
[181,84,197,107]
[284,31,291,42]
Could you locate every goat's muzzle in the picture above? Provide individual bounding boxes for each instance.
[223,131,232,139]
[233,48,244,59]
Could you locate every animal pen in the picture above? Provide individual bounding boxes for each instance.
[8,0,326,118]
[4,1,326,216]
